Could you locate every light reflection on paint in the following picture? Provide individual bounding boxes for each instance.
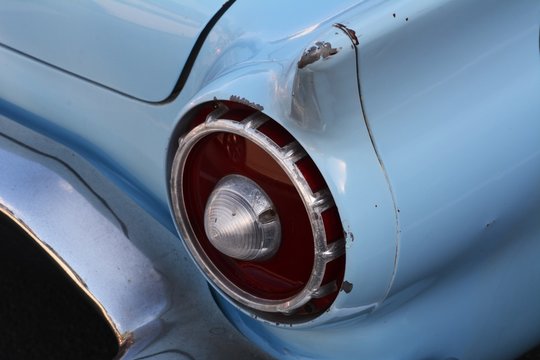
[327,157,347,194]
[95,0,199,37]
[288,24,320,40]
[59,180,74,193]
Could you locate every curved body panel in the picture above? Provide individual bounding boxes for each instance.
[189,0,540,358]
[0,0,226,101]
[0,0,539,359]
[355,0,540,297]
[0,119,272,359]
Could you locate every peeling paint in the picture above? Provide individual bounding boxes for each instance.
[344,226,355,249]
[229,95,264,111]
[297,41,339,69]
[333,23,359,45]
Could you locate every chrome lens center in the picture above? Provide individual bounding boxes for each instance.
[204,174,281,261]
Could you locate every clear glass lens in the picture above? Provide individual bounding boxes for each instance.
[204,175,281,261]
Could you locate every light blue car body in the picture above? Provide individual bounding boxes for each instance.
[0,0,539,359]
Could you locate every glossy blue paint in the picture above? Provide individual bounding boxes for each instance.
[354,0,540,300]
[219,206,540,359]
[0,0,540,359]
[183,20,399,318]
[0,0,370,234]
[0,0,222,101]
[0,117,272,359]
[192,0,540,358]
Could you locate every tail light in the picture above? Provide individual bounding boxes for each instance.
[170,103,345,322]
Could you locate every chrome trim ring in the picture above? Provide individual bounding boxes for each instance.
[170,104,345,315]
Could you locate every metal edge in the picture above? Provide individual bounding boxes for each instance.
[0,205,127,350]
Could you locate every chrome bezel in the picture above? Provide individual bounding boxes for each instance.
[170,104,344,314]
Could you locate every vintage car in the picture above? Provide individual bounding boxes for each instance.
[1,0,539,359]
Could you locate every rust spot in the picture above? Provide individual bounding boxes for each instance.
[486,220,495,228]
[297,41,339,69]
[341,281,353,293]
[334,23,359,45]
[229,95,264,111]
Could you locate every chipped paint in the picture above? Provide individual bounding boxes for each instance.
[333,23,359,45]
[344,226,355,248]
[229,95,264,111]
[341,281,353,294]
[297,41,339,69]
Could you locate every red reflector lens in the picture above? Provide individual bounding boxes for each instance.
[183,134,315,300]
[171,104,346,322]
